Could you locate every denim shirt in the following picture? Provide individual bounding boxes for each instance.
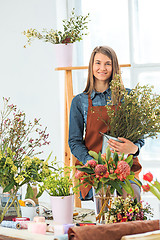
[69,87,145,167]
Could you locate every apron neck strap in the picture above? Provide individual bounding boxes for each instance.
[88,94,92,108]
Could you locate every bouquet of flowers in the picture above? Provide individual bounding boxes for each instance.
[142,172,160,200]
[75,147,140,197]
[105,196,153,223]
[75,147,141,221]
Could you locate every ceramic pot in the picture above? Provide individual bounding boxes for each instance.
[54,43,73,68]
[50,194,74,224]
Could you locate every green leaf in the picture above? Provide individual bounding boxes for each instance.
[126,175,135,180]
[113,152,119,167]
[88,151,99,160]
[106,147,111,161]
[109,181,123,195]
[46,151,53,162]
[76,167,94,174]
[109,173,117,180]
[154,180,160,192]
[98,152,103,164]
[25,184,34,199]
[3,182,15,193]
[120,153,124,161]
[36,190,43,199]
[95,181,102,193]
[125,155,133,165]
[120,179,134,197]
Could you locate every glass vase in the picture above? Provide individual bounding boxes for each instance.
[0,192,21,222]
[93,185,112,223]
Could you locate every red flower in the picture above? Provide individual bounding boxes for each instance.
[121,217,127,222]
[143,172,153,182]
[142,184,150,192]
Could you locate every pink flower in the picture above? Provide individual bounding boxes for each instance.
[75,170,85,179]
[86,160,97,168]
[115,161,130,181]
[95,164,107,176]
[143,172,153,182]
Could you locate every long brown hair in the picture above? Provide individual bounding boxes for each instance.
[84,46,121,94]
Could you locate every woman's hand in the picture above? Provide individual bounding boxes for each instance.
[107,137,138,155]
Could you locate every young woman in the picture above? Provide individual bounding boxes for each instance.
[68,46,144,201]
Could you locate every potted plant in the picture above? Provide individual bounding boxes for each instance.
[37,157,77,224]
[0,97,51,222]
[23,8,90,67]
[75,147,141,222]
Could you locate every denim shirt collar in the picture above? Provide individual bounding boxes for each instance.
[90,87,111,100]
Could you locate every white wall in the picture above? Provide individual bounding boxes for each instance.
[0,0,68,204]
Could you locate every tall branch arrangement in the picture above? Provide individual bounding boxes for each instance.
[106,75,160,142]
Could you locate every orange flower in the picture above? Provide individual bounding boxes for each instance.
[19,199,25,206]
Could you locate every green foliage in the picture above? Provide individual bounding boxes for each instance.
[0,147,51,196]
[106,75,160,142]
[23,8,90,46]
[37,157,77,197]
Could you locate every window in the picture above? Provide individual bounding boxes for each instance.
[78,0,160,178]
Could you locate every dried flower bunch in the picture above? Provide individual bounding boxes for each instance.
[75,147,140,197]
[105,75,160,142]
[23,8,90,46]
[105,196,153,223]
[0,97,50,161]
[142,172,160,200]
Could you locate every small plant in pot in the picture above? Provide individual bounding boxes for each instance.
[23,8,90,67]
[23,8,90,46]
[37,157,77,224]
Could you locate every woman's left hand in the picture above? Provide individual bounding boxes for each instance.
[107,137,138,155]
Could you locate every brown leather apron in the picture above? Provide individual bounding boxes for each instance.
[76,95,142,199]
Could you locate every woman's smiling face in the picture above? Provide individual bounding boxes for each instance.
[93,52,112,82]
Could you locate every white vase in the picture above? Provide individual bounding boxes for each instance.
[50,194,74,224]
[20,206,38,221]
[54,43,73,68]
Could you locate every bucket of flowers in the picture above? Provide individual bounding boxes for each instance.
[75,147,141,222]
[105,195,153,223]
